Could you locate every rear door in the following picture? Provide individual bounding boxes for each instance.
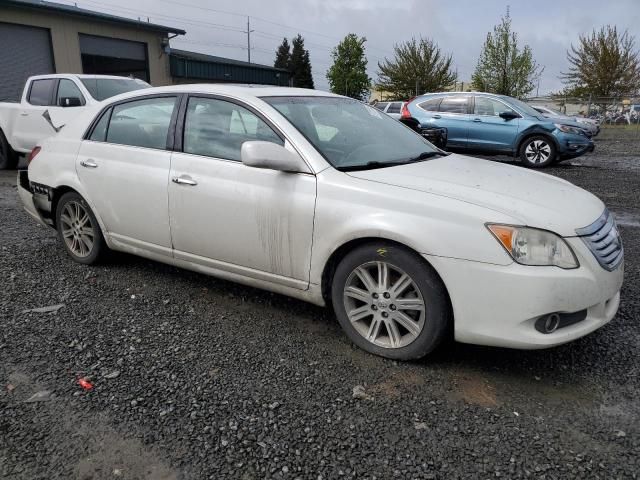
[168,95,316,289]
[467,95,520,152]
[432,95,471,147]
[76,95,178,254]
[12,78,56,151]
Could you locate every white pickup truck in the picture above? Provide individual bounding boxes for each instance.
[0,74,150,169]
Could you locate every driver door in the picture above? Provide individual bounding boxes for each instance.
[168,95,316,289]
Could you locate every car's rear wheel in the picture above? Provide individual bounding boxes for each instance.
[55,192,106,264]
[331,243,450,360]
[520,135,557,168]
[0,130,19,170]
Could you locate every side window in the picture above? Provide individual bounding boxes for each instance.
[386,102,402,114]
[107,97,177,150]
[28,79,55,106]
[474,97,515,116]
[418,97,442,112]
[56,79,85,106]
[374,102,388,111]
[183,97,283,161]
[439,96,471,114]
[88,108,112,142]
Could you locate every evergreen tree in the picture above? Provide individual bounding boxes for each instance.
[471,9,543,98]
[274,38,291,70]
[290,34,315,89]
[377,37,456,99]
[327,33,371,100]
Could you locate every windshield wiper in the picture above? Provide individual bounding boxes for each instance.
[406,151,449,162]
[336,151,449,172]
[336,161,397,172]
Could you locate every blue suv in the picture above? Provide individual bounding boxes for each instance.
[402,92,594,168]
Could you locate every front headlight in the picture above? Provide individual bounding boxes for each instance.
[487,225,579,269]
[554,123,583,135]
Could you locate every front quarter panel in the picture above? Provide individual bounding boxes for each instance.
[310,168,519,284]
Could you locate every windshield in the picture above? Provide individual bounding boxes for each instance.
[507,97,547,118]
[263,96,439,170]
[80,77,150,101]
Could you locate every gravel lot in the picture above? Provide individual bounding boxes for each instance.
[1,127,638,479]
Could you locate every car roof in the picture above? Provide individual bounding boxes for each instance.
[28,74,145,81]
[102,84,342,104]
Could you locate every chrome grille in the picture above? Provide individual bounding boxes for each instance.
[575,209,623,271]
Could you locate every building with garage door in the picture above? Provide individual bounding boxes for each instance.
[0,0,184,102]
[0,0,294,103]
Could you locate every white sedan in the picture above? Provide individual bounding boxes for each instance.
[17,85,624,360]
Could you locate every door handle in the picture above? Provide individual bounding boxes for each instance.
[80,159,98,168]
[432,114,441,119]
[172,175,197,186]
[20,112,29,117]
[473,118,482,122]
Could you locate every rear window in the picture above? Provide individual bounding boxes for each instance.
[374,102,388,111]
[80,78,150,101]
[28,79,55,106]
[386,102,402,114]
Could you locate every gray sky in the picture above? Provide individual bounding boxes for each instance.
[67,0,639,95]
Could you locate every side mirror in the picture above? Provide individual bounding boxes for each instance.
[499,111,519,120]
[59,97,82,107]
[241,141,311,173]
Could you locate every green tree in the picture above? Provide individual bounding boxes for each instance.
[289,34,314,89]
[376,37,456,100]
[471,9,542,98]
[561,25,640,97]
[327,33,371,100]
[274,38,291,70]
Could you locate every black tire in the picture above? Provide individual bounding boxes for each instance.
[519,135,557,168]
[55,192,107,265]
[0,130,19,170]
[331,242,450,360]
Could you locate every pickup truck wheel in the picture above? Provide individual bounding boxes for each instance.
[55,192,106,265]
[519,135,556,168]
[0,130,19,170]
[331,243,450,360]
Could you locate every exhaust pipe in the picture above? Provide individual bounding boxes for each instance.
[543,313,560,334]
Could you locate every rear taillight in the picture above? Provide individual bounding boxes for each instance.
[27,146,41,166]
[401,98,414,119]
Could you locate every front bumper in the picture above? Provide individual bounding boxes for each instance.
[425,237,623,349]
[556,132,594,159]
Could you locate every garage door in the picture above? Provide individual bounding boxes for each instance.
[80,34,150,82]
[0,22,54,102]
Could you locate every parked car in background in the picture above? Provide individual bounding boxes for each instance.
[18,85,622,360]
[403,92,594,168]
[374,100,448,149]
[0,74,150,169]
[530,105,600,137]
[374,101,405,119]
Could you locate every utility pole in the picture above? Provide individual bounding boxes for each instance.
[246,16,254,63]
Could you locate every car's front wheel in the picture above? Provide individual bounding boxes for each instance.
[55,192,107,264]
[331,243,450,360]
[520,135,557,168]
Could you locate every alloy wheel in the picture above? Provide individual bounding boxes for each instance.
[59,201,95,257]
[525,140,551,164]
[343,261,426,349]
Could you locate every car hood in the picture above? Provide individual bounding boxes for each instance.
[347,154,604,237]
